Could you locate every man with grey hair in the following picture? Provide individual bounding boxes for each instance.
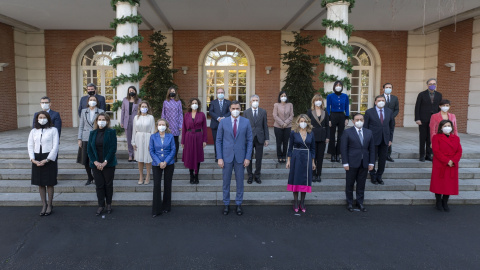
[77,83,106,117]
[243,95,269,184]
[414,78,442,162]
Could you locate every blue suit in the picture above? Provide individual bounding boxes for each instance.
[33,110,62,138]
[209,98,231,159]
[216,116,253,205]
[149,133,176,166]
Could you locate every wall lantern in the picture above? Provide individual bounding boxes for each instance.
[265,66,272,75]
[182,66,189,75]
[0,63,8,71]
[445,63,455,72]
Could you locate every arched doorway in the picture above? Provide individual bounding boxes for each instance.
[79,43,117,122]
[348,45,374,114]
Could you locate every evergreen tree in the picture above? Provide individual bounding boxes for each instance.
[141,31,178,119]
[281,31,318,116]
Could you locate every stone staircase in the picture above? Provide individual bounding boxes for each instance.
[1,150,480,206]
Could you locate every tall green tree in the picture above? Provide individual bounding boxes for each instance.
[281,31,318,116]
[141,31,178,119]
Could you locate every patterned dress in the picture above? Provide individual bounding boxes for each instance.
[162,99,183,136]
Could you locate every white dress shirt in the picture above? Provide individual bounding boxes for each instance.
[28,127,59,161]
[231,115,240,129]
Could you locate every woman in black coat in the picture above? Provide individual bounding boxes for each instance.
[307,94,330,182]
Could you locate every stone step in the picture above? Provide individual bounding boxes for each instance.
[2,168,480,180]
[1,191,479,206]
[1,158,479,169]
[2,179,479,193]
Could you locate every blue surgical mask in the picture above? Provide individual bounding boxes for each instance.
[384,88,392,94]
[218,93,224,99]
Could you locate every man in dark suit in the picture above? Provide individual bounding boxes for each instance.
[78,83,106,117]
[216,100,253,216]
[243,95,269,184]
[415,78,442,162]
[32,96,62,137]
[341,113,375,212]
[208,88,231,162]
[383,83,399,162]
[364,95,395,185]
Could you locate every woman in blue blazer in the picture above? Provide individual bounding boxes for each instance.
[149,118,176,217]
[87,113,118,216]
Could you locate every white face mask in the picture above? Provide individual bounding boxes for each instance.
[299,122,307,129]
[38,118,48,125]
[231,109,240,117]
[251,101,259,108]
[335,86,343,92]
[217,93,224,99]
[97,120,107,128]
[158,125,167,132]
[88,101,97,107]
[377,101,385,108]
[41,103,50,110]
[354,121,364,128]
[441,106,450,112]
[442,126,452,134]
[280,97,287,102]
[314,101,322,107]
[191,104,198,110]
[384,88,392,94]
[140,108,148,114]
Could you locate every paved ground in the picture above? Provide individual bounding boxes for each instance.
[2,126,480,154]
[1,205,480,269]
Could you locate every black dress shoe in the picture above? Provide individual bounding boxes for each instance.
[194,174,199,184]
[106,204,113,214]
[254,176,261,184]
[370,174,378,185]
[347,204,354,212]
[85,179,93,186]
[236,205,243,216]
[318,176,322,183]
[358,204,367,212]
[223,205,230,215]
[377,177,384,185]
[247,176,253,184]
[419,157,425,162]
[425,156,433,162]
[312,175,317,182]
[331,155,336,162]
[386,156,394,162]
[189,174,194,184]
[336,155,341,162]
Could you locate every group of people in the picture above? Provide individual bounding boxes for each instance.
[27,78,462,217]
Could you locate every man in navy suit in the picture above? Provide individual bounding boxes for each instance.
[78,83,106,117]
[364,95,395,185]
[216,100,253,216]
[341,113,375,212]
[32,96,62,137]
[208,88,231,162]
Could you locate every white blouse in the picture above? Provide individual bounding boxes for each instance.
[28,127,59,161]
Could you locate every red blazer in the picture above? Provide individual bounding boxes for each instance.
[430,133,462,195]
[429,112,457,141]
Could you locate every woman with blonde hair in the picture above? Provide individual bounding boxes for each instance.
[286,114,316,213]
[132,101,156,185]
[306,94,329,182]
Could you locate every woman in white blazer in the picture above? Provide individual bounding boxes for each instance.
[77,95,104,185]
[28,111,59,216]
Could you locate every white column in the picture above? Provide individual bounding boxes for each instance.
[324,1,350,93]
[14,29,47,128]
[468,17,480,135]
[115,2,140,101]
[403,30,439,127]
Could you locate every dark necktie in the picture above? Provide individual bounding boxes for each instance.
[358,129,363,146]
[220,100,223,111]
[254,110,257,121]
[380,109,384,124]
[387,95,390,104]
[233,118,237,138]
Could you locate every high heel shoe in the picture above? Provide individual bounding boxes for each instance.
[39,204,47,216]
[293,202,299,213]
[106,204,113,214]
[138,179,144,185]
[44,205,53,216]
[96,206,105,216]
[299,202,306,213]
[144,178,150,185]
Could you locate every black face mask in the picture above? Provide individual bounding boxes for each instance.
[169,93,176,97]
[129,92,136,97]
[88,91,95,96]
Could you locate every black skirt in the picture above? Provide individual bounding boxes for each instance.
[76,141,89,165]
[31,152,57,186]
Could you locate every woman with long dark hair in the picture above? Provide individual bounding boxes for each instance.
[326,81,349,163]
[28,111,59,216]
[132,101,155,185]
[162,86,183,162]
[273,91,294,163]
[121,86,141,162]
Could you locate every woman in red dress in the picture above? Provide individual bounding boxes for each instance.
[430,120,462,212]
[181,98,207,184]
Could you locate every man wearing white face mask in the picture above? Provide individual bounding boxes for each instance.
[32,96,62,138]
[382,83,399,162]
[364,95,394,185]
[209,88,232,162]
[244,95,269,184]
